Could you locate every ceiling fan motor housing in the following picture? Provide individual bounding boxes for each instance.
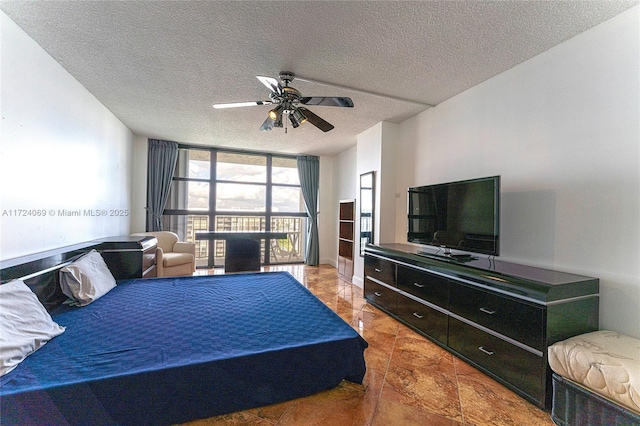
[279,71,296,84]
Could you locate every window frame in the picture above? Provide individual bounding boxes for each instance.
[161,146,306,267]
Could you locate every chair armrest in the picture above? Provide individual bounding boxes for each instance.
[155,247,164,277]
[173,242,196,255]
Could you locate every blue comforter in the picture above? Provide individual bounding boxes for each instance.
[1,272,368,425]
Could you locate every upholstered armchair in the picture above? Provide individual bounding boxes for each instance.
[131,232,195,277]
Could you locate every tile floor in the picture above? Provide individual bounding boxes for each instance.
[186,264,555,425]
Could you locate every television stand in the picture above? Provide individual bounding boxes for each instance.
[364,243,599,409]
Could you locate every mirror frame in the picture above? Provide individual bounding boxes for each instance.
[359,171,375,256]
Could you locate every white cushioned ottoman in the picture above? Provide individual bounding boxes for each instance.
[548,330,640,425]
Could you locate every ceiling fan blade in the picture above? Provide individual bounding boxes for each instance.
[213,100,272,109]
[300,97,354,107]
[300,108,334,132]
[257,76,283,95]
[259,116,274,131]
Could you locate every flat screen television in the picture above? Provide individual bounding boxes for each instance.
[407,176,500,257]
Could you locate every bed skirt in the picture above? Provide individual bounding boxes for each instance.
[551,373,640,426]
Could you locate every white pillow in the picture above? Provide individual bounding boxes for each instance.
[59,249,116,306]
[0,280,66,376]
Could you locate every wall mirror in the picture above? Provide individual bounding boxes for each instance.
[360,171,375,256]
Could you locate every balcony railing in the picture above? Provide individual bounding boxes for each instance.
[165,215,306,267]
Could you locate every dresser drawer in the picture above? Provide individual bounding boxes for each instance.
[364,255,396,286]
[364,278,397,314]
[397,296,448,345]
[397,265,449,309]
[449,283,544,351]
[448,317,544,404]
[142,246,157,271]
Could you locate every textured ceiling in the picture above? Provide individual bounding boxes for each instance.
[1,1,637,156]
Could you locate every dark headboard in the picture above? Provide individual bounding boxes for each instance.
[0,242,100,311]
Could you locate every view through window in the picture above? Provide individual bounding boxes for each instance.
[162,148,306,268]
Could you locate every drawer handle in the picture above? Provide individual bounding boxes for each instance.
[413,282,425,288]
[478,346,495,356]
[479,307,496,315]
[374,292,382,297]
[374,268,382,273]
[412,312,424,319]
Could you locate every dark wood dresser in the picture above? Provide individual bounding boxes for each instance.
[364,243,599,409]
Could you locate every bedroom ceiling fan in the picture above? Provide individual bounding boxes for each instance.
[213,71,354,133]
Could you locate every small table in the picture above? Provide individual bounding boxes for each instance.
[195,232,288,272]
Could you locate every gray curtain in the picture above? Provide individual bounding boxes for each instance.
[146,139,179,231]
[297,155,320,265]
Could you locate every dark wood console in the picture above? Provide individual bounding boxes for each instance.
[364,243,599,409]
[97,236,157,279]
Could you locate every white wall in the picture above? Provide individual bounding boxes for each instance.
[0,12,135,261]
[318,155,336,266]
[330,146,357,271]
[393,7,639,338]
[379,122,398,245]
[335,145,358,203]
[130,135,149,233]
[351,122,399,286]
[355,124,382,285]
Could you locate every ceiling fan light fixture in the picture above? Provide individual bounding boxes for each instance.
[289,113,301,128]
[268,104,283,120]
[292,108,307,125]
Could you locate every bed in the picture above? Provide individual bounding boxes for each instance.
[0,244,368,425]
